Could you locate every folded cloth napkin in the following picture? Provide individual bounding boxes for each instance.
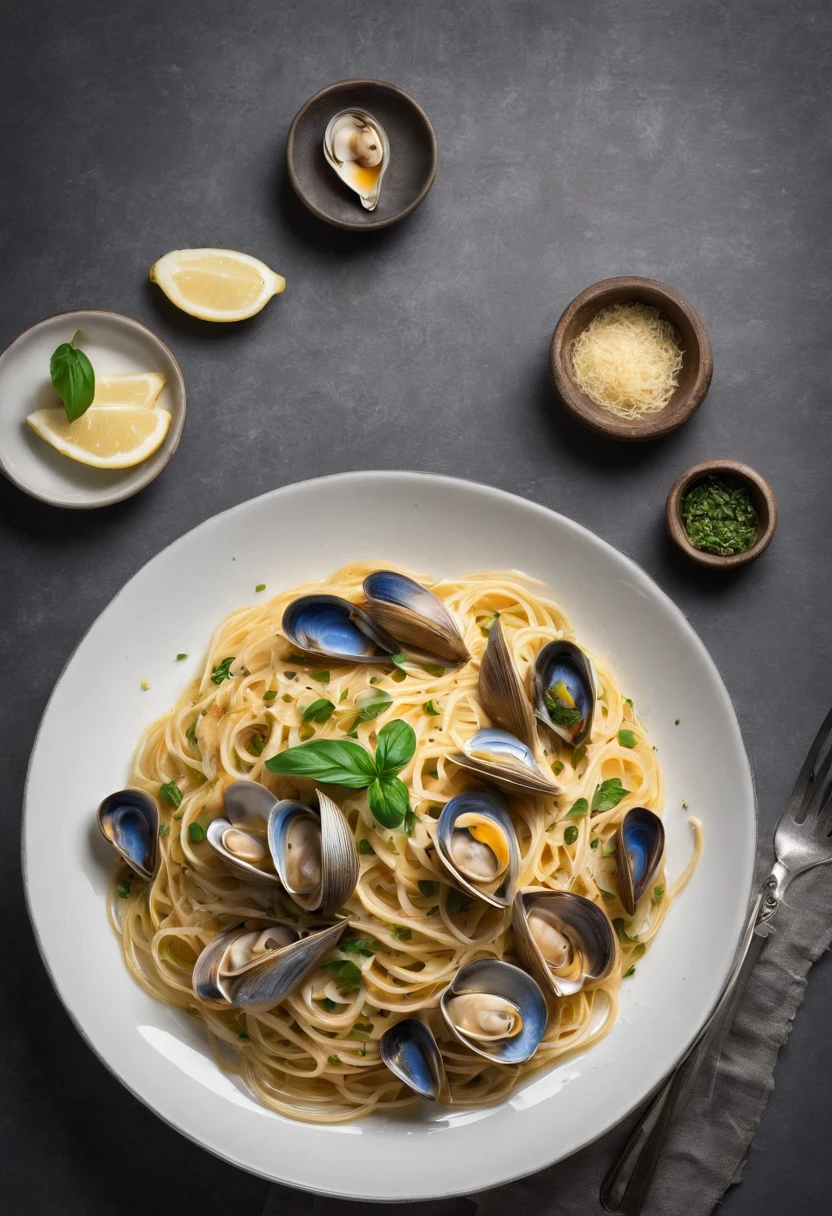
[262,852,832,1216]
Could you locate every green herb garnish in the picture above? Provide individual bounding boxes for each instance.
[352,1022,373,1039]
[262,690,277,702]
[311,671,331,683]
[186,722,199,750]
[354,688,392,722]
[320,997,337,1012]
[328,1055,341,1066]
[117,879,131,898]
[613,917,639,944]
[653,884,666,902]
[50,330,95,421]
[392,925,412,942]
[546,694,582,727]
[255,584,266,593]
[358,838,374,855]
[681,475,758,556]
[237,1032,250,1042]
[563,825,579,845]
[623,965,636,978]
[176,653,188,661]
[339,688,349,703]
[448,890,472,914]
[159,823,170,836]
[321,959,363,993]
[618,729,637,748]
[248,733,266,757]
[418,880,439,897]
[302,697,335,723]
[426,905,439,916]
[266,719,416,829]
[211,657,235,685]
[390,653,408,672]
[591,778,629,815]
[421,663,446,677]
[188,822,206,843]
[404,808,418,836]
[341,939,377,957]
[567,798,589,819]
[423,700,440,716]
[590,838,600,849]
[552,760,564,776]
[159,780,183,808]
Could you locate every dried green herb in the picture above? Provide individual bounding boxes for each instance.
[681,475,758,556]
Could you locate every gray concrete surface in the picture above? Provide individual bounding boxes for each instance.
[1,1,831,1212]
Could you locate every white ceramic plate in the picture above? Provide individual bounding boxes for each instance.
[0,310,186,508]
[23,472,756,1200]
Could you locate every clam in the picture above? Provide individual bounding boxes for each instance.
[323,109,389,211]
[281,594,397,664]
[206,781,281,886]
[97,788,159,881]
[192,920,347,1011]
[362,571,470,666]
[533,641,595,747]
[268,790,359,914]
[450,727,558,796]
[379,1018,451,1104]
[435,791,519,908]
[478,618,537,747]
[616,807,665,916]
[512,889,617,998]
[440,959,547,1064]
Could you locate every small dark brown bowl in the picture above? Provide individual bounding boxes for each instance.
[666,459,777,569]
[549,276,713,442]
[286,79,437,232]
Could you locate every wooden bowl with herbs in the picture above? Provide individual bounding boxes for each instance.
[666,459,777,569]
[549,276,713,442]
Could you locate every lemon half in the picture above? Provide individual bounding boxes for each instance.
[27,406,171,469]
[150,248,285,322]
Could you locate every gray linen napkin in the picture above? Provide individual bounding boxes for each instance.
[262,853,832,1216]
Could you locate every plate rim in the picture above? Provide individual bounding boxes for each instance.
[21,469,757,1199]
[0,307,187,509]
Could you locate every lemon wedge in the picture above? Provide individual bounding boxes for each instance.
[150,248,285,322]
[92,372,166,408]
[27,406,171,469]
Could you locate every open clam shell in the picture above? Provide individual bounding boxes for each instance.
[206,781,281,885]
[616,807,665,917]
[435,790,519,908]
[478,618,537,747]
[282,594,397,664]
[267,790,359,914]
[450,728,558,796]
[97,788,159,881]
[512,889,617,998]
[192,919,347,1011]
[440,959,547,1064]
[323,109,390,212]
[380,1018,451,1104]
[533,640,596,747]
[362,571,470,666]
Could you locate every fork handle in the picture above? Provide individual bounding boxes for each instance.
[600,903,769,1215]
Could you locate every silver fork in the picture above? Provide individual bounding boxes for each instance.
[600,704,832,1216]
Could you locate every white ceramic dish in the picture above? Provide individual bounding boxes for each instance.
[0,309,186,508]
[23,471,756,1200]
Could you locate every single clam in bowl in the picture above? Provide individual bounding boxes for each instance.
[23,471,755,1200]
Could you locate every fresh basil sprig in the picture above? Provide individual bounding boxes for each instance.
[266,718,416,829]
[50,331,95,422]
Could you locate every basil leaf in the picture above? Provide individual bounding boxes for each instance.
[354,688,392,722]
[50,331,95,422]
[340,938,376,957]
[566,798,589,819]
[367,776,409,828]
[591,777,629,814]
[321,959,362,993]
[266,738,376,787]
[302,698,335,723]
[404,808,418,836]
[375,719,416,778]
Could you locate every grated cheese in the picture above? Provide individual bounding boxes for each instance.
[570,302,684,418]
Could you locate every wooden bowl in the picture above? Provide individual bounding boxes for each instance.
[549,276,713,441]
[665,459,777,569]
[286,79,437,232]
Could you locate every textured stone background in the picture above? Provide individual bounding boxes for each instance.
[1,1,831,1212]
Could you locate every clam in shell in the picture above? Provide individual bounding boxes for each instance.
[440,959,547,1064]
[323,110,390,211]
[513,889,617,998]
[268,790,359,914]
[206,781,281,886]
[379,1017,451,1104]
[435,791,519,909]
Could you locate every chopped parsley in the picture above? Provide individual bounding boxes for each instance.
[237,1032,250,1042]
[567,798,589,819]
[421,663,446,678]
[186,722,199,750]
[321,959,363,994]
[158,823,170,836]
[563,825,579,845]
[448,890,472,914]
[341,938,377,957]
[210,657,235,685]
[392,925,412,942]
[352,1022,373,1040]
[248,733,266,757]
[319,997,337,1012]
[310,671,330,683]
[328,1054,341,1066]
[681,475,758,556]
[176,653,188,661]
[423,700,440,716]
[358,839,374,855]
[255,584,266,593]
[653,884,666,902]
[552,760,564,776]
[284,671,297,680]
[418,880,439,897]
[262,689,277,702]
[159,780,183,808]
[426,905,439,916]
[187,822,206,843]
[591,778,629,815]
[117,879,131,898]
[617,729,637,748]
[623,965,636,978]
